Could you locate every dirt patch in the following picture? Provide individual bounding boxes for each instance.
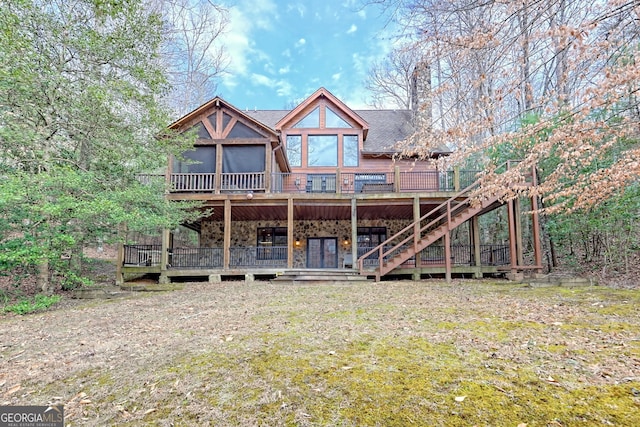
[1,280,639,426]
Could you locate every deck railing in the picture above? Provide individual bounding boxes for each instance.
[124,244,508,269]
[140,169,483,194]
[170,247,223,268]
[221,172,265,192]
[124,244,162,266]
[230,246,288,267]
[170,173,215,191]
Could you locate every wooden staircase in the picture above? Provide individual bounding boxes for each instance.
[357,181,506,281]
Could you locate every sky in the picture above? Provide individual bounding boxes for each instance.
[215,0,399,111]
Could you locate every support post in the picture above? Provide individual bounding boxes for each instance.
[453,166,460,192]
[115,241,124,286]
[413,196,421,268]
[514,198,524,266]
[444,231,452,283]
[224,199,231,269]
[288,197,294,268]
[531,167,543,273]
[394,166,401,193]
[507,200,521,281]
[351,198,358,270]
[159,228,171,284]
[471,215,482,278]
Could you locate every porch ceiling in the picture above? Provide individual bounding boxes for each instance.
[196,199,446,222]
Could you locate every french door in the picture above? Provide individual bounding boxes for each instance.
[307,238,338,268]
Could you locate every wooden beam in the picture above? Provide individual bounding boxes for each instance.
[288,197,294,268]
[413,196,421,266]
[514,198,524,266]
[351,198,357,270]
[444,231,452,283]
[224,199,231,269]
[507,200,518,273]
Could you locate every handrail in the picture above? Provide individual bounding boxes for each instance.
[356,180,481,271]
[356,160,525,274]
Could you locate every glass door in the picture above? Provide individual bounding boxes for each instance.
[307,238,338,268]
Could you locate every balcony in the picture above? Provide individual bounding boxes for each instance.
[145,168,481,195]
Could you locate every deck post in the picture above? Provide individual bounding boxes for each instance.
[394,166,401,193]
[453,166,460,192]
[351,198,357,270]
[471,216,482,278]
[514,197,524,266]
[444,231,452,283]
[159,228,171,284]
[507,200,520,280]
[413,196,421,267]
[115,241,124,286]
[531,168,543,273]
[288,197,294,269]
[224,199,231,269]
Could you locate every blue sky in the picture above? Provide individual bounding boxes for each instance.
[216,0,398,110]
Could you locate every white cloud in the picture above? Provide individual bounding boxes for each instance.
[287,3,306,18]
[282,48,291,58]
[279,65,291,74]
[250,73,293,99]
[295,38,306,48]
[217,0,279,88]
[347,24,357,34]
[332,72,342,81]
[357,9,366,19]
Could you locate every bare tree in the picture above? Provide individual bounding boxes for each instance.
[154,0,229,116]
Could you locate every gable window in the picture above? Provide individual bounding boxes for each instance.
[343,135,358,167]
[326,107,351,128]
[308,135,338,167]
[286,135,302,167]
[294,107,320,128]
[227,121,264,138]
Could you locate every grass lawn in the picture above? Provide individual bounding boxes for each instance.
[2,279,639,426]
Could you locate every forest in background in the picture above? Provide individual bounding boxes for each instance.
[366,0,639,285]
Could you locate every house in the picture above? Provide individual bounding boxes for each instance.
[116,87,543,284]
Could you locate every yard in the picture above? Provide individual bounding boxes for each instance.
[1,280,639,426]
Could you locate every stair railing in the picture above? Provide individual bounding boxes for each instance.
[357,161,526,278]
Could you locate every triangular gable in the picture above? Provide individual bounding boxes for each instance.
[167,96,290,172]
[168,96,279,140]
[275,87,369,139]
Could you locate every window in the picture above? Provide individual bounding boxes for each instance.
[308,135,338,167]
[257,227,287,260]
[343,135,358,166]
[357,227,387,248]
[286,135,302,167]
[227,121,263,138]
[222,145,265,172]
[294,107,320,128]
[173,146,216,173]
[326,107,351,128]
[191,122,211,139]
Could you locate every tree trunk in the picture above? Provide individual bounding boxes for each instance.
[37,258,50,294]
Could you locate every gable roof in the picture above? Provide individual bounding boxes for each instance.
[168,96,278,139]
[274,87,369,138]
[170,91,450,157]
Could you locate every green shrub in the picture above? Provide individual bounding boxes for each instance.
[3,294,61,315]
